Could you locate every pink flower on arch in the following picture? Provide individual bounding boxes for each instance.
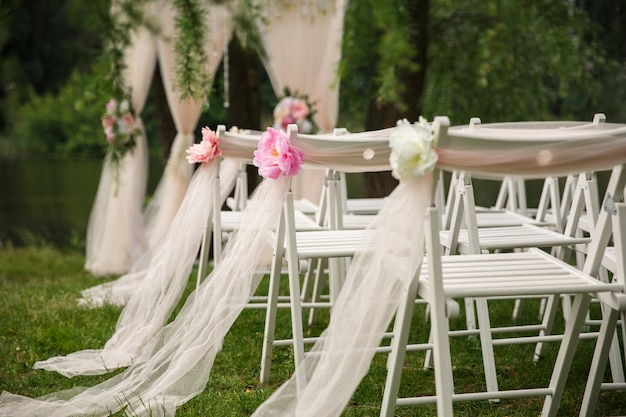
[253,127,304,179]
[290,98,309,120]
[272,95,314,133]
[186,127,222,164]
[105,98,117,114]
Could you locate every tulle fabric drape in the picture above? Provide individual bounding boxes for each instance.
[143,2,232,251]
[0,177,290,417]
[4,124,626,417]
[84,134,149,277]
[84,8,158,276]
[252,175,432,417]
[34,159,240,377]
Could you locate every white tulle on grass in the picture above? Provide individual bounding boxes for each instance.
[0,177,289,416]
[76,159,239,309]
[33,159,239,377]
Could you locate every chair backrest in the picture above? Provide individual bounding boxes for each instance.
[227,162,250,211]
[582,164,626,277]
[208,126,261,266]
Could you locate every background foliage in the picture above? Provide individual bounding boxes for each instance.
[1,0,625,158]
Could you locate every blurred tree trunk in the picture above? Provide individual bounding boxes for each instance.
[227,35,262,195]
[151,63,176,163]
[363,0,430,197]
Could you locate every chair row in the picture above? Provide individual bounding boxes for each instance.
[200,117,626,416]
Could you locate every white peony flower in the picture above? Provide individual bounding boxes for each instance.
[389,117,438,181]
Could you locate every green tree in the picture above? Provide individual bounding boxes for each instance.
[0,0,109,133]
[575,0,626,121]
[341,0,617,196]
[423,0,605,124]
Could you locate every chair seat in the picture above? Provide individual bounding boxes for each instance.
[342,207,548,230]
[294,198,320,215]
[221,210,322,232]
[602,247,617,273]
[577,213,594,234]
[440,224,590,253]
[340,214,377,229]
[290,229,375,259]
[419,248,624,299]
[475,210,552,228]
[226,197,319,215]
[345,197,387,214]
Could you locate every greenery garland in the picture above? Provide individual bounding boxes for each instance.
[172,0,210,100]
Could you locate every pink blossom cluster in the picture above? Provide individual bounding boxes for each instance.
[273,96,311,132]
[253,127,304,179]
[101,98,136,144]
[186,127,222,164]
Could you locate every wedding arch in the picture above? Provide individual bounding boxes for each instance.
[142,0,232,251]
[84,1,157,276]
[31,0,240,378]
[259,0,347,202]
[85,0,232,276]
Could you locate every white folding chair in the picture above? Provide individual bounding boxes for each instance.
[442,170,558,230]
[436,168,591,354]
[194,127,327,321]
[259,125,394,383]
[579,203,626,416]
[380,161,626,417]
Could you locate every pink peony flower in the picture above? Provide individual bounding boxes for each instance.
[273,97,292,120]
[122,113,135,127]
[280,115,295,131]
[106,98,117,114]
[290,98,309,120]
[272,95,314,133]
[186,127,222,164]
[101,115,116,130]
[253,127,304,179]
[104,127,115,142]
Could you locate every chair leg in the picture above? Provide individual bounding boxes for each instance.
[475,297,500,398]
[300,258,315,304]
[430,298,455,417]
[259,261,282,383]
[541,293,592,417]
[512,298,523,320]
[287,261,306,368]
[533,294,560,362]
[380,277,420,417]
[603,303,625,384]
[465,297,478,331]
[260,210,287,383]
[423,328,434,370]
[579,306,620,417]
[307,258,327,326]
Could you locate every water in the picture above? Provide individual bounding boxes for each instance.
[1,156,554,249]
[0,157,163,248]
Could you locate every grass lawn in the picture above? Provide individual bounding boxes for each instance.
[1,245,626,416]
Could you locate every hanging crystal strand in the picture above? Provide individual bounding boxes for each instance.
[223,17,230,109]
[318,0,329,14]
[205,10,217,109]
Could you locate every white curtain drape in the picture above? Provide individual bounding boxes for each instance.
[84,2,158,276]
[143,1,232,251]
[259,0,347,202]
